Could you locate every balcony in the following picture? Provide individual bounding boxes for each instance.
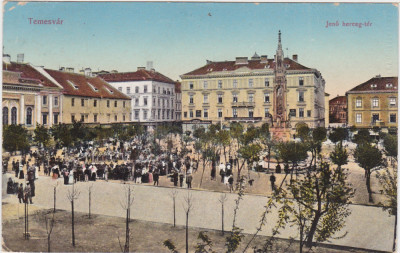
[224,117,262,123]
[231,102,255,107]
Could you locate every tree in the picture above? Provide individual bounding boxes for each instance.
[51,123,73,149]
[33,124,51,148]
[278,162,355,251]
[237,143,262,182]
[119,185,134,253]
[195,232,215,253]
[218,193,227,235]
[163,239,178,253]
[88,184,93,219]
[183,191,193,253]
[329,142,348,173]
[353,128,373,144]
[217,130,231,163]
[170,189,178,227]
[376,165,397,251]
[53,182,59,213]
[296,123,310,141]
[383,134,397,161]
[328,127,348,144]
[275,141,308,184]
[3,124,30,154]
[70,119,88,143]
[66,184,80,247]
[354,143,383,202]
[259,123,275,170]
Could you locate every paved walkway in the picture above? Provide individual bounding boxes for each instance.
[2,173,394,252]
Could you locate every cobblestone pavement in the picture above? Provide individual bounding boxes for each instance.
[2,173,395,252]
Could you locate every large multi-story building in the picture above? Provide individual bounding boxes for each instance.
[346,76,398,128]
[98,68,177,125]
[329,95,347,124]
[180,31,326,131]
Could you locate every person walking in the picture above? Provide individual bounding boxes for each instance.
[228,175,234,193]
[219,163,225,183]
[211,162,216,181]
[24,183,33,204]
[17,183,24,203]
[270,173,276,191]
[186,174,192,189]
[153,168,159,186]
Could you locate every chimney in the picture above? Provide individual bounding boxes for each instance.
[260,55,268,63]
[146,61,153,71]
[292,54,298,62]
[206,60,212,64]
[84,67,92,77]
[375,74,381,78]
[150,68,155,73]
[66,67,74,73]
[59,67,65,71]
[3,54,11,64]
[235,57,248,65]
[251,52,260,60]
[137,67,145,71]
[17,53,24,63]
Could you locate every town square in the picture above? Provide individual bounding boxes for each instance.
[1,2,398,253]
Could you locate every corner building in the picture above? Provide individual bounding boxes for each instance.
[180,32,326,131]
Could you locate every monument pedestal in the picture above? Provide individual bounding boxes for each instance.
[270,127,291,141]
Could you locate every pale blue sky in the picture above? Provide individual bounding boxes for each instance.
[3,2,398,97]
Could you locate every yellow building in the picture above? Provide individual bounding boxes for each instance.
[346,76,398,128]
[180,32,326,131]
[44,68,131,124]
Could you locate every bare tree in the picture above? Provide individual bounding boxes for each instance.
[119,185,134,253]
[53,182,59,213]
[66,184,80,247]
[169,189,179,227]
[183,191,193,253]
[37,211,56,252]
[88,183,93,219]
[218,193,227,235]
[24,196,29,240]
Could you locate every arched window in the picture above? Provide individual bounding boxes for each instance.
[2,107,8,125]
[26,107,32,125]
[11,107,17,125]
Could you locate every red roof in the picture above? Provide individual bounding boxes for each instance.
[182,58,310,76]
[98,69,176,85]
[348,76,398,92]
[3,62,59,88]
[329,96,346,105]
[44,69,130,100]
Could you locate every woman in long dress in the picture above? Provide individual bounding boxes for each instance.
[18,164,24,179]
[69,169,74,184]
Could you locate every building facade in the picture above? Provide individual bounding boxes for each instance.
[346,76,398,128]
[175,82,182,120]
[180,32,326,131]
[329,95,347,124]
[99,68,177,124]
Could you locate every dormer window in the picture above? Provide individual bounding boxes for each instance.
[370,84,377,88]
[386,83,393,88]
[106,88,114,94]
[87,82,98,92]
[67,80,79,89]
[285,64,290,68]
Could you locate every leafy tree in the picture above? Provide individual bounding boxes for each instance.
[312,127,327,143]
[296,123,310,141]
[277,162,355,251]
[51,123,73,149]
[354,143,383,202]
[275,141,308,183]
[3,124,30,154]
[70,119,87,143]
[353,128,373,144]
[328,127,348,144]
[260,123,275,170]
[163,239,178,253]
[330,142,348,172]
[383,134,397,160]
[33,124,51,148]
[217,129,231,163]
[237,143,262,181]
[195,232,215,253]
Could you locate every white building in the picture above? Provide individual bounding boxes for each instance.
[99,67,177,123]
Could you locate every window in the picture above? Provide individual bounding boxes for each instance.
[94,114,98,122]
[135,98,139,106]
[218,109,222,118]
[107,100,110,107]
[248,109,254,117]
[127,87,131,94]
[118,87,122,92]
[11,107,17,124]
[144,97,148,106]
[299,77,304,86]
[53,114,58,124]
[67,80,79,89]
[71,98,75,107]
[386,83,393,88]
[248,94,254,102]
[390,98,396,107]
[189,110,193,118]
[71,115,75,122]
[163,88,166,94]
[158,87,160,94]
[143,110,148,120]
[233,109,238,118]
[249,79,253,88]
[184,112,188,118]
[390,113,396,123]
[135,87,139,93]
[372,113,379,123]
[144,85,148,93]
[299,108,304,118]
[162,110,165,119]
[134,110,139,120]
[123,101,126,108]
[189,82,193,89]
[153,97,156,105]
[356,98,362,108]
[233,79,238,88]
[265,108,270,117]
[81,99,85,107]
[307,110,312,117]
[107,114,111,122]
[26,107,32,125]
[289,109,296,117]
[264,93,270,103]
[158,109,161,119]
[356,113,362,123]
[114,101,118,107]
[43,96,47,105]
[372,98,379,108]
[298,91,304,102]
[166,99,169,108]
[265,78,270,87]
[204,95,208,103]
[218,80,222,89]
[189,95,194,104]
[81,114,85,122]
[203,81,208,89]
[233,94,238,103]
[196,110,201,117]
[3,107,8,125]
[94,100,97,107]
[54,97,59,107]
[158,99,160,106]
[87,82,98,92]
[42,113,48,125]
[114,115,118,121]
[218,94,223,104]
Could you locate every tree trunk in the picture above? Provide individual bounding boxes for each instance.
[221,203,224,235]
[72,201,75,247]
[186,212,189,253]
[199,159,206,187]
[223,146,227,164]
[125,208,129,252]
[393,214,397,252]
[366,169,373,202]
[299,223,303,253]
[306,212,321,248]
[53,188,56,213]
[89,191,91,219]
[267,148,271,170]
[173,198,176,227]
[48,234,51,252]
